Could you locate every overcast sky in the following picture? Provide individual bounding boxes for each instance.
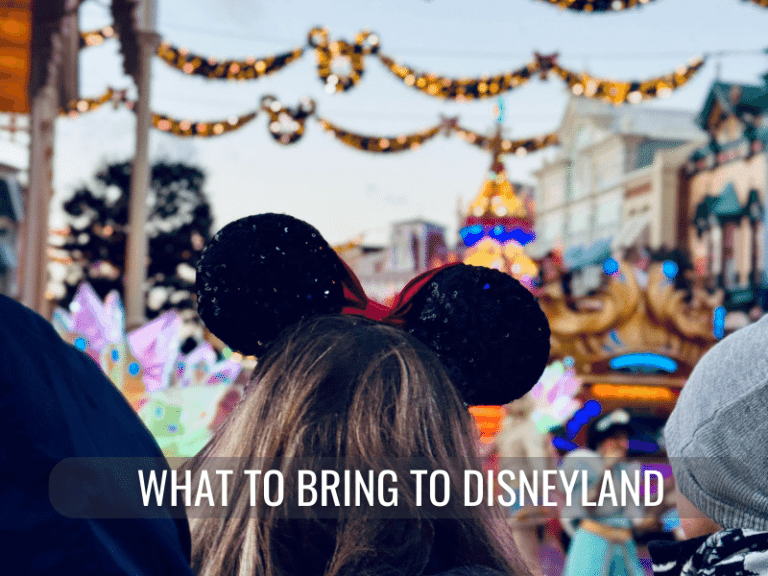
[44,0,768,246]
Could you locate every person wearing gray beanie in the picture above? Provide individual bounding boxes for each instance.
[649,313,768,576]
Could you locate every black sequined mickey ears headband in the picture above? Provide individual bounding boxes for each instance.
[196,213,551,406]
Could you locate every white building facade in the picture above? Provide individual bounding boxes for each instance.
[531,98,706,286]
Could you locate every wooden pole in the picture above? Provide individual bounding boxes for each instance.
[20,68,58,313]
[124,0,159,330]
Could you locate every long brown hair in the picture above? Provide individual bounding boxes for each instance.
[182,315,529,576]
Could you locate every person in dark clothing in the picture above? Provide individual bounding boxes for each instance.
[0,294,193,576]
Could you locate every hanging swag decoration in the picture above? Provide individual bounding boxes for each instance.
[61,92,560,158]
[532,0,657,12]
[78,24,706,105]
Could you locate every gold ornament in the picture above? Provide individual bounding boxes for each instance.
[260,95,316,144]
[309,27,379,93]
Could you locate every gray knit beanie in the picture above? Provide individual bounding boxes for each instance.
[665,313,768,530]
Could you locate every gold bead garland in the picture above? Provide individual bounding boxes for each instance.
[533,0,657,12]
[78,24,706,105]
[377,54,540,100]
[551,56,705,104]
[60,90,561,154]
[156,41,304,80]
[80,25,116,48]
[152,111,258,137]
[454,125,560,155]
[316,118,444,152]
[62,88,130,117]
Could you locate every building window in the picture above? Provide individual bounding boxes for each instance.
[569,206,591,235]
[543,172,566,208]
[595,195,622,228]
[571,161,592,200]
[574,125,592,150]
[542,212,565,242]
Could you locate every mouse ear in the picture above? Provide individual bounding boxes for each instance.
[402,264,550,406]
[196,213,347,356]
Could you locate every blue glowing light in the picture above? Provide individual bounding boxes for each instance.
[603,257,619,276]
[563,356,575,368]
[483,283,490,290]
[459,225,485,247]
[462,224,535,247]
[662,260,679,280]
[566,400,602,439]
[714,306,726,339]
[489,226,515,244]
[167,424,178,434]
[552,437,577,452]
[509,228,535,246]
[609,353,678,374]
[74,337,87,351]
[583,400,602,417]
[154,406,164,419]
[111,348,120,361]
[628,440,659,453]
[128,362,141,376]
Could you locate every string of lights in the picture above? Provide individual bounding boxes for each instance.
[148,23,768,61]
[80,24,116,47]
[454,124,560,156]
[61,88,131,117]
[377,54,540,100]
[532,0,656,12]
[316,118,444,152]
[156,41,304,81]
[77,24,708,105]
[551,56,706,104]
[59,91,561,158]
[152,111,259,136]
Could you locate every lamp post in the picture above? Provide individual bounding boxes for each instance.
[124,0,160,329]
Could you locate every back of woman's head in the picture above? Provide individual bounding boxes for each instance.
[217,315,475,462]
[185,316,527,576]
[187,214,550,576]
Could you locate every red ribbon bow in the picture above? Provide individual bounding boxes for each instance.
[339,260,462,328]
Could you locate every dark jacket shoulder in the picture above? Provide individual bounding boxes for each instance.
[0,295,193,575]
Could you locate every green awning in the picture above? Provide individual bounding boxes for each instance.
[712,183,742,221]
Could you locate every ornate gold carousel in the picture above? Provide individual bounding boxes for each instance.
[539,258,723,417]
